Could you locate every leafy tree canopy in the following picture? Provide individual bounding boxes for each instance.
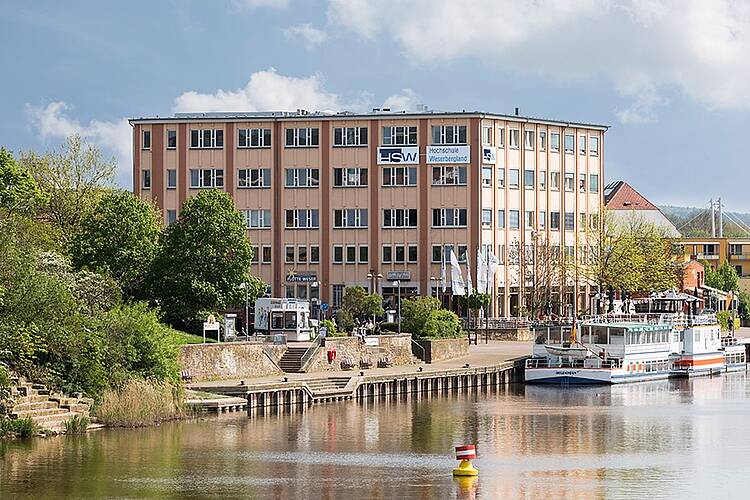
[0,148,47,218]
[704,261,739,292]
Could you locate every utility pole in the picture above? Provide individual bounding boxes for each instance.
[718,197,723,238]
[710,198,716,238]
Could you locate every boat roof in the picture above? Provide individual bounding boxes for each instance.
[582,322,671,332]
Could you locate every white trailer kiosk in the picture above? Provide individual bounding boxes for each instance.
[254,298,312,342]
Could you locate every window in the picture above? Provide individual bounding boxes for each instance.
[579,174,586,192]
[141,170,151,189]
[285,127,319,147]
[242,209,272,229]
[590,174,599,193]
[539,131,546,151]
[550,211,560,230]
[550,171,560,190]
[392,245,406,263]
[731,244,743,255]
[590,136,599,156]
[383,208,418,228]
[704,244,718,255]
[524,130,534,150]
[346,245,357,263]
[262,246,272,263]
[333,246,344,263]
[383,166,417,186]
[564,172,574,192]
[580,213,587,231]
[482,209,492,227]
[432,125,467,145]
[579,136,586,155]
[359,246,368,263]
[432,165,467,185]
[482,126,492,145]
[285,245,295,263]
[539,211,546,229]
[482,165,492,187]
[509,169,519,189]
[382,245,393,263]
[332,284,345,306]
[310,246,319,263]
[166,209,177,225]
[564,134,574,153]
[238,128,272,148]
[524,170,535,189]
[167,169,177,189]
[251,245,259,263]
[334,127,368,146]
[497,209,505,229]
[190,168,224,188]
[285,209,319,229]
[333,208,368,228]
[550,132,560,152]
[432,208,467,227]
[190,129,223,149]
[539,170,546,190]
[509,129,519,149]
[564,212,575,231]
[382,126,417,145]
[298,246,308,264]
[142,130,151,150]
[509,210,519,229]
[238,168,271,188]
[497,167,505,188]
[408,245,418,263]
[590,213,599,231]
[497,244,505,265]
[431,245,443,263]
[285,168,320,188]
[497,127,504,148]
[525,210,535,229]
[333,167,368,187]
[167,130,176,149]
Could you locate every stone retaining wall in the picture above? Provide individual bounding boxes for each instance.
[414,338,470,363]
[179,343,285,381]
[306,334,418,373]
[477,328,534,341]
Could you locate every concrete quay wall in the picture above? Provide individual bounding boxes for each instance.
[308,334,418,372]
[180,343,284,381]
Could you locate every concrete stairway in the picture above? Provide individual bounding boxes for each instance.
[278,346,310,373]
[8,376,93,433]
[304,377,354,400]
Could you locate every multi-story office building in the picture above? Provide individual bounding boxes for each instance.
[130,109,607,316]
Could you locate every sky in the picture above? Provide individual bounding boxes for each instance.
[2,0,750,210]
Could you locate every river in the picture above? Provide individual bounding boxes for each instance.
[3,373,750,499]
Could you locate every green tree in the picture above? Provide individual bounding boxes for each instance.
[71,191,160,299]
[148,190,255,330]
[401,296,464,339]
[19,135,116,238]
[0,148,47,218]
[704,261,739,292]
[401,296,440,335]
[335,286,383,331]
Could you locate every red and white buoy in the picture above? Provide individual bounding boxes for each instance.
[452,445,479,476]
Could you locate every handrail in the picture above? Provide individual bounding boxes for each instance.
[298,333,323,372]
[410,339,426,361]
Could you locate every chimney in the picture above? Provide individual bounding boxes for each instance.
[514,107,520,116]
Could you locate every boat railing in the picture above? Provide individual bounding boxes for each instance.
[581,312,717,327]
[526,357,622,369]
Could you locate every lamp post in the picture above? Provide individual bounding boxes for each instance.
[366,270,383,330]
[239,282,249,338]
[429,276,438,298]
[393,280,401,334]
[310,280,320,321]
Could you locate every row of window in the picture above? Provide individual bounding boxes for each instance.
[142,125,600,152]
[485,209,599,231]
[142,165,598,193]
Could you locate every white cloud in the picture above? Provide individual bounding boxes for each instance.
[382,88,419,111]
[328,0,750,122]
[232,0,289,9]
[26,102,132,188]
[283,23,327,50]
[173,68,345,113]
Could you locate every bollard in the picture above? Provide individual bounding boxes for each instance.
[452,445,479,476]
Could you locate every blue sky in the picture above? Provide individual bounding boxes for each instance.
[2,0,750,210]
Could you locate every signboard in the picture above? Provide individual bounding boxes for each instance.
[426,145,470,164]
[287,273,318,283]
[377,146,419,164]
[386,270,411,281]
[482,146,496,163]
[365,336,380,347]
[320,302,329,312]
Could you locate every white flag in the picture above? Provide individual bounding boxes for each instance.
[487,251,499,280]
[450,249,465,296]
[476,248,488,294]
[465,251,473,296]
[440,256,447,293]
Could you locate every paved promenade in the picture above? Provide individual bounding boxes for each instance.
[191,340,532,391]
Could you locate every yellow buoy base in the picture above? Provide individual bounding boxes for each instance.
[452,459,479,476]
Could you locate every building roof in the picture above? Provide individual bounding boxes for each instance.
[604,180,657,210]
[128,109,609,130]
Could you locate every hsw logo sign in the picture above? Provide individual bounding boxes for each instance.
[377,147,419,164]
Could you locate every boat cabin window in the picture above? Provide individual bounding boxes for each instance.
[285,311,297,329]
[694,332,700,342]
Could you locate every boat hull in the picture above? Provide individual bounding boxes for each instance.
[525,367,671,385]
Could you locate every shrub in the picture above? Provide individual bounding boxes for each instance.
[401,296,441,336]
[717,311,732,332]
[95,378,184,427]
[0,417,38,438]
[421,309,464,339]
[0,366,11,417]
[320,319,344,337]
[63,414,91,434]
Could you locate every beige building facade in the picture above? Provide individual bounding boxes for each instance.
[130,110,607,317]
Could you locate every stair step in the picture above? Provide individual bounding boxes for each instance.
[36,412,85,431]
[61,403,90,413]
[12,401,59,412]
[13,394,51,404]
[11,407,68,418]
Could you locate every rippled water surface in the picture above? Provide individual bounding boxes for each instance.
[3,374,750,499]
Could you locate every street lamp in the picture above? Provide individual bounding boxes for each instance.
[429,276,438,298]
[366,270,383,331]
[393,280,401,334]
[239,282,249,338]
[310,280,320,321]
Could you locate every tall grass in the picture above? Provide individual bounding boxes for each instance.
[95,379,184,427]
[0,417,38,438]
[63,414,91,434]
